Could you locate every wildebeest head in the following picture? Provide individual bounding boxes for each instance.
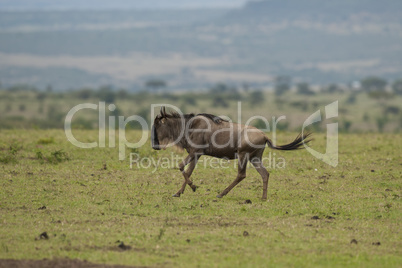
[152,107,184,150]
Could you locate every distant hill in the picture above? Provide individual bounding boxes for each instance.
[0,0,246,10]
[0,1,402,90]
[224,0,402,23]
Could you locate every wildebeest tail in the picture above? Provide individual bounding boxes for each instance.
[266,132,312,150]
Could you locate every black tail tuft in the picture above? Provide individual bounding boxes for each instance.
[267,132,312,151]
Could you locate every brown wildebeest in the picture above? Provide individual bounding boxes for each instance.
[152,107,311,200]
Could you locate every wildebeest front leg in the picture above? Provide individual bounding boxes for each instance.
[173,154,198,197]
[217,153,247,198]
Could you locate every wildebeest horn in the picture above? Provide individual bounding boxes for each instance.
[160,106,166,117]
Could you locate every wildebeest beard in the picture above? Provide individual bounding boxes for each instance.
[151,125,160,150]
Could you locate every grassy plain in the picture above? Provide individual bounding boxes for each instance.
[0,130,401,267]
[1,89,402,133]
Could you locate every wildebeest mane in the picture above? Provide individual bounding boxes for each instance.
[162,111,227,124]
[196,113,227,124]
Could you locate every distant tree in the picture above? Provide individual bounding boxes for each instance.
[19,104,26,112]
[212,96,229,108]
[242,83,250,92]
[36,92,47,101]
[182,95,197,106]
[211,83,229,93]
[109,106,123,129]
[384,105,400,115]
[76,88,93,100]
[342,120,352,133]
[376,116,388,133]
[145,79,166,92]
[392,79,402,95]
[361,76,387,92]
[346,93,357,104]
[117,89,129,99]
[297,82,314,95]
[274,75,291,96]
[97,86,115,103]
[325,83,342,93]
[249,90,265,105]
[251,119,268,130]
[363,112,369,122]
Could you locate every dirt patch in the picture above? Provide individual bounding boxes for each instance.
[0,259,146,268]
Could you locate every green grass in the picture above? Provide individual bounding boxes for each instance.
[0,130,401,267]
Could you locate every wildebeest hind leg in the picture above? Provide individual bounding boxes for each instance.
[251,158,270,200]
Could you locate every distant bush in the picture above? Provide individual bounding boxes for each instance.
[363,112,370,122]
[36,149,69,164]
[46,105,64,127]
[181,95,197,106]
[346,93,357,104]
[249,90,265,105]
[0,142,22,164]
[296,82,314,95]
[376,116,388,132]
[384,106,400,115]
[36,92,47,101]
[75,88,93,99]
[274,75,291,96]
[342,120,352,133]
[212,96,229,108]
[19,104,26,112]
[97,86,115,103]
[391,79,402,95]
[275,121,289,131]
[361,76,387,92]
[291,100,309,111]
[325,83,343,93]
[145,79,167,92]
[117,89,129,99]
[251,119,269,130]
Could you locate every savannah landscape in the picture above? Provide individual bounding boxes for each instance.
[1,0,402,267]
[0,90,401,267]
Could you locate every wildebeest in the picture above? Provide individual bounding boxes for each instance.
[152,107,311,200]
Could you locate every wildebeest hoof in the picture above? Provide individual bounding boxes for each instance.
[191,185,198,192]
[172,193,181,197]
[216,194,223,198]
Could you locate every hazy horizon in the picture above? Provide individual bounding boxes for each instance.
[0,0,247,10]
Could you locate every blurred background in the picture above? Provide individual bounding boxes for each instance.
[0,0,401,132]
